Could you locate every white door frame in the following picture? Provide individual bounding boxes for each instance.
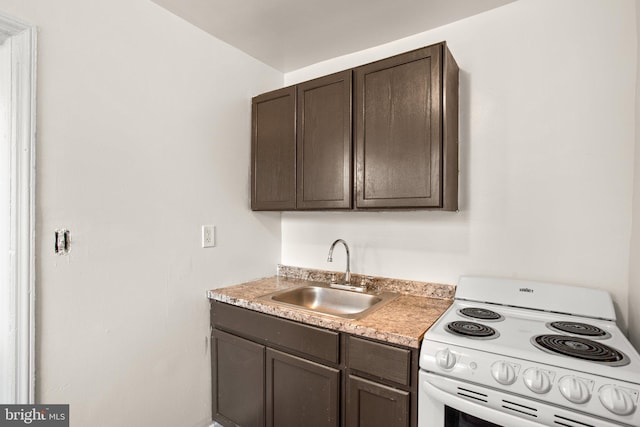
[0,11,36,404]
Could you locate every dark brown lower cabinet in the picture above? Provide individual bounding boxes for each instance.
[266,349,340,427]
[212,330,265,427]
[211,302,417,427]
[347,376,410,427]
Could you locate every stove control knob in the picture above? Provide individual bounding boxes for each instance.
[491,361,517,385]
[559,376,591,404]
[523,368,552,394]
[599,385,636,415]
[435,348,457,370]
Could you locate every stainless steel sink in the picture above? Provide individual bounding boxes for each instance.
[260,284,398,319]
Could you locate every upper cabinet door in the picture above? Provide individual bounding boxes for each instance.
[355,44,458,210]
[251,86,296,210]
[296,71,352,209]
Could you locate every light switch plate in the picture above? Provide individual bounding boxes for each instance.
[202,225,215,248]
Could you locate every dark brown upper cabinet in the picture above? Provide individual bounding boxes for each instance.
[354,43,458,210]
[250,41,458,211]
[297,71,352,209]
[251,86,297,210]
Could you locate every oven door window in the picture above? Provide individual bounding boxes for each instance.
[445,406,503,427]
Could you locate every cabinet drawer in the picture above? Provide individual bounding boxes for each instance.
[348,336,411,386]
[211,301,340,364]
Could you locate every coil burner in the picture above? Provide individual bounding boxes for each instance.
[532,334,629,366]
[547,321,611,339]
[445,321,499,340]
[458,307,504,322]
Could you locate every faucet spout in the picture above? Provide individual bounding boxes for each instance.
[327,239,351,285]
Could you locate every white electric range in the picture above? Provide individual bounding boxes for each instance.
[419,276,640,427]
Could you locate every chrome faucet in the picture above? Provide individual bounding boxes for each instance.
[327,239,361,291]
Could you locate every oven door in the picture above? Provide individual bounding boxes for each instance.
[419,370,545,427]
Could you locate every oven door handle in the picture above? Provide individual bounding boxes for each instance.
[422,377,545,427]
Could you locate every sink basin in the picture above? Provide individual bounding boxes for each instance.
[260,284,398,319]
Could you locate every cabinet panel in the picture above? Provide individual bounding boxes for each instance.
[355,44,447,209]
[212,330,265,427]
[297,71,352,209]
[442,46,460,211]
[347,376,410,427]
[252,86,296,210]
[266,348,340,427]
[348,336,411,386]
[212,301,340,364]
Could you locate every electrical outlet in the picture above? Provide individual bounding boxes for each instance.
[202,225,215,248]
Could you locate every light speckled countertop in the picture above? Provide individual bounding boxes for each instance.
[207,267,454,348]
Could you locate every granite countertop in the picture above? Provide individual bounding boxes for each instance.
[207,266,454,348]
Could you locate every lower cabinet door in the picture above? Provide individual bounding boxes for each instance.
[347,375,410,427]
[266,348,340,427]
[212,330,265,427]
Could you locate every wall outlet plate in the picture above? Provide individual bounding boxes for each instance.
[202,225,215,248]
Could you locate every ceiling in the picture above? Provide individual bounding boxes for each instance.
[151,0,517,72]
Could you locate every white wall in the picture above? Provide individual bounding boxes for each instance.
[0,0,282,426]
[630,0,640,350]
[283,0,638,333]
